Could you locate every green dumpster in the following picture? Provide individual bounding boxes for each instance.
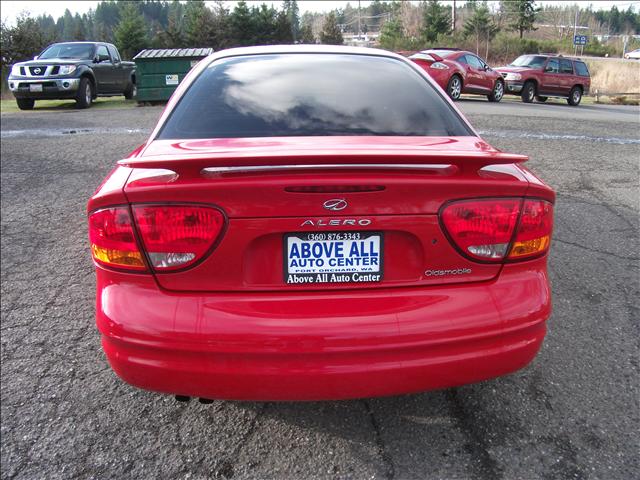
[133,48,213,102]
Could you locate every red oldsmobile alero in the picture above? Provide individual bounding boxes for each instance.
[88,45,555,401]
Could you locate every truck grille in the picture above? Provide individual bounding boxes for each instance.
[29,66,48,76]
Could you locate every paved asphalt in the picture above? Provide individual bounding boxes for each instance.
[1,97,638,480]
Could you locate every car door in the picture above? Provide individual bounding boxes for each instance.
[107,45,126,91]
[558,59,575,96]
[463,54,489,93]
[540,58,561,95]
[92,45,115,93]
[473,55,495,91]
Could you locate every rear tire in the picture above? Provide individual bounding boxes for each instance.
[536,96,548,102]
[446,75,462,101]
[487,80,504,102]
[567,86,582,106]
[16,98,35,110]
[75,77,93,109]
[521,81,536,103]
[124,81,137,100]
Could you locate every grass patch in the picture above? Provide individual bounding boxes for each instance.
[585,58,640,96]
[1,96,137,113]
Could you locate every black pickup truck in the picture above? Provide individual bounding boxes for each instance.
[8,42,136,110]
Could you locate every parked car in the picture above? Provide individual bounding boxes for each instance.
[8,41,136,110]
[87,45,555,401]
[624,48,640,59]
[409,48,505,102]
[495,54,591,106]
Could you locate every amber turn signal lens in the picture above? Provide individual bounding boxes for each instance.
[509,235,550,258]
[91,245,145,268]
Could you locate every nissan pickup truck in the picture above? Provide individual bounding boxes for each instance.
[8,42,136,110]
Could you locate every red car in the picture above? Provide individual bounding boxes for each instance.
[88,45,554,401]
[495,54,591,105]
[409,48,505,102]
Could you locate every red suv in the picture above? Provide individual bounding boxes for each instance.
[87,46,554,401]
[410,48,505,102]
[496,54,591,106]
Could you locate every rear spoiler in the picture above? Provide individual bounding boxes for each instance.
[118,150,528,176]
[409,52,443,63]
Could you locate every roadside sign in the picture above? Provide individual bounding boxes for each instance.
[573,35,588,46]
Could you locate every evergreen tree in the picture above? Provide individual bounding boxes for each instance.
[72,13,85,40]
[114,3,148,59]
[159,1,185,48]
[61,9,75,40]
[253,4,278,44]
[283,0,300,42]
[320,12,343,45]
[184,0,214,47]
[209,1,231,50]
[229,0,255,46]
[422,0,451,43]
[502,0,539,39]
[378,18,404,50]
[299,23,315,44]
[274,10,293,44]
[463,2,499,55]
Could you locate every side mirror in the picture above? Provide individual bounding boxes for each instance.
[33,56,39,60]
[484,64,490,71]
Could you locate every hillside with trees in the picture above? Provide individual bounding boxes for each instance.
[1,0,639,79]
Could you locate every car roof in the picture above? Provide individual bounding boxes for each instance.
[203,44,406,61]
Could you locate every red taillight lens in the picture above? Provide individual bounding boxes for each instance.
[132,205,225,271]
[440,198,553,262]
[508,199,553,260]
[89,207,146,271]
[441,199,521,261]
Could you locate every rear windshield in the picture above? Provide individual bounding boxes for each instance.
[510,55,547,68]
[39,43,94,60]
[157,54,472,139]
[574,61,590,77]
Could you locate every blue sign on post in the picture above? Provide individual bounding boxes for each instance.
[573,35,588,46]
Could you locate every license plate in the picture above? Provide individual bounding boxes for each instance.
[29,84,43,92]
[284,232,383,284]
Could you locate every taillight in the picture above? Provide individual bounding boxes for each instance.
[508,199,553,260]
[132,205,225,271]
[89,207,146,271]
[440,198,553,262]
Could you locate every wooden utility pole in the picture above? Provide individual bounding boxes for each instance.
[452,0,456,32]
[358,0,362,37]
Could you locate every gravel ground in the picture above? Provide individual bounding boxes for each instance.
[1,99,638,480]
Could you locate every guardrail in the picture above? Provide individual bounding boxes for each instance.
[592,89,640,101]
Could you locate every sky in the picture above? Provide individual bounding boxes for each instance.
[1,0,638,25]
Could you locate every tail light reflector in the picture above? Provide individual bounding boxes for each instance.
[89,207,146,271]
[132,205,225,271]
[441,198,553,262]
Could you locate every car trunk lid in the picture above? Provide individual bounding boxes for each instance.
[123,136,530,292]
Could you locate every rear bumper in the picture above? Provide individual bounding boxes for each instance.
[97,260,551,401]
